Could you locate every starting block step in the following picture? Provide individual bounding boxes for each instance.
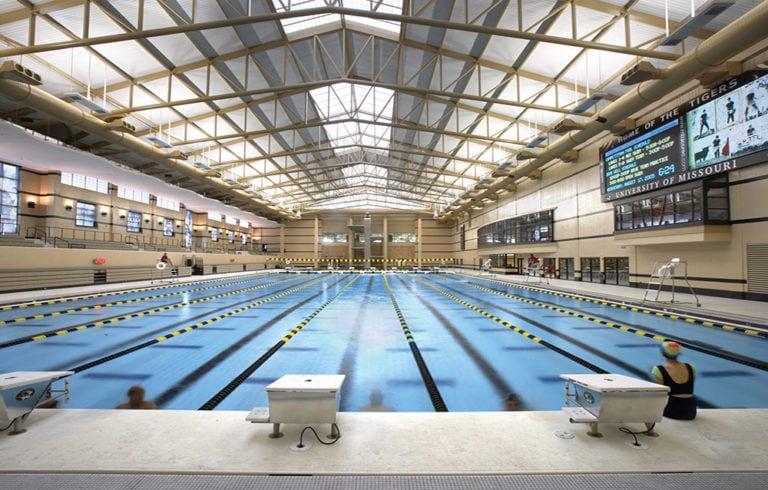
[246,407,270,423]
[563,406,598,423]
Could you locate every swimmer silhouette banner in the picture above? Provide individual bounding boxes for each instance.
[601,71,768,201]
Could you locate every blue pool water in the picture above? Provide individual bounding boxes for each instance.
[1,272,766,412]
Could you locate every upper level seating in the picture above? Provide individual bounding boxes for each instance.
[54,239,137,251]
[0,234,44,247]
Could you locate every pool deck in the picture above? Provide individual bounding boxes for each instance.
[1,271,767,487]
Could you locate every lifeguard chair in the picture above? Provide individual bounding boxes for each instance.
[642,258,700,306]
[524,261,548,284]
[151,260,178,283]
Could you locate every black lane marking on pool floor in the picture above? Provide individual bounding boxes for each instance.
[393,274,522,409]
[198,274,361,410]
[443,274,768,372]
[338,275,376,411]
[410,275,612,376]
[383,274,447,412]
[152,279,343,408]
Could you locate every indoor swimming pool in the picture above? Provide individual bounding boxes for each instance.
[1,271,766,413]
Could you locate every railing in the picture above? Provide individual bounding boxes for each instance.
[25,226,47,241]
[0,265,193,293]
[53,237,71,248]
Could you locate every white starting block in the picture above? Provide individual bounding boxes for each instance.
[246,374,345,439]
[1,371,73,435]
[561,373,669,437]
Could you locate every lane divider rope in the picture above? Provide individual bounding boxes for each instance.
[0,274,309,349]
[456,272,768,339]
[446,275,768,371]
[69,274,339,375]
[412,276,608,374]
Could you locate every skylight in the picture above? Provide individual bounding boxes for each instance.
[309,82,395,156]
[275,0,403,36]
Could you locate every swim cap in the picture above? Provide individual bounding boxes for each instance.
[661,341,681,359]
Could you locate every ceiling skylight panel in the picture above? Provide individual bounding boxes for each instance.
[275,0,402,36]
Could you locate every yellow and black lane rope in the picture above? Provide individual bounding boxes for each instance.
[199,274,362,410]
[456,272,768,339]
[0,274,255,312]
[70,274,340,376]
[411,276,608,374]
[439,274,768,372]
[383,273,447,412]
[0,274,309,350]
[0,274,280,326]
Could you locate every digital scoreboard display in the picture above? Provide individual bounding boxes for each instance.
[602,118,684,200]
[601,71,768,202]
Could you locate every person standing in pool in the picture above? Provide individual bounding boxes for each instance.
[652,341,697,420]
[117,385,158,409]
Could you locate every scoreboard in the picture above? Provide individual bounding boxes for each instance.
[601,71,768,201]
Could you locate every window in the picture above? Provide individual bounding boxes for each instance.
[61,172,109,194]
[613,177,729,232]
[0,162,19,234]
[117,186,150,204]
[126,211,142,233]
[581,257,601,283]
[184,210,192,248]
[388,232,416,243]
[163,218,174,237]
[75,202,97,227]
[211,228,219,242]
[559,258,575,280]
[477,210,555,249]
[227,230,234,243]
[320,232,348,244]
[604,257,630,286]
[156,197,180,211]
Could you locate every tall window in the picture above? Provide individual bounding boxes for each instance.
[184,210,192,248]
[0,163,20,234]
[75,202,97,227]
[163,218,174,237]
[126,211,142,233]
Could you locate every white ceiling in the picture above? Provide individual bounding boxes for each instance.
[0,120,278,228]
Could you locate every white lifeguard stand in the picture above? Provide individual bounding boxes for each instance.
[0,371,73,435]
[524,261,547,284]
[642,258,700,306]
[561,373,669,438]
[151,261,178,283]
[482,258,493,275]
